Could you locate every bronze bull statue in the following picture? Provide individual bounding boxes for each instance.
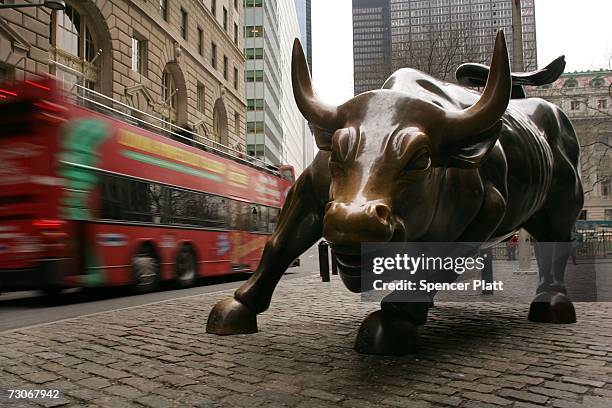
[207,31,583,355]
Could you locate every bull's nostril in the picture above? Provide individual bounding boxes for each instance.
[376,205,389,221]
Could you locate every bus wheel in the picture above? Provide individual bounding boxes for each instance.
[175,245,197,288]
[131,252,159,294]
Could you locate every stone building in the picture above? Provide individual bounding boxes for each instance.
[0,0,246,149]
[528,70,612,221]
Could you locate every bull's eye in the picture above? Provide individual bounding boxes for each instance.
[402,150,431,174]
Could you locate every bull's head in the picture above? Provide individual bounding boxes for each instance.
[292,31,511,253]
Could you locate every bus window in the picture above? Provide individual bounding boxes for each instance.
[200,195,227,228]
[268,208,280,232]
[258,206,268,232]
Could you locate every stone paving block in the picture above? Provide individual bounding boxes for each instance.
[104,384,145,399]
[133,394,174,408]
[461,391,513,406]
[561,376,607,388]
[497,388,548,405]
[76,376,112,389]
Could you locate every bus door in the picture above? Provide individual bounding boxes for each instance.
[227,200,250,270]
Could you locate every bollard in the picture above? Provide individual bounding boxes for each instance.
[331,250,338,275]
[481,246,494,295]
[318,240,330,282]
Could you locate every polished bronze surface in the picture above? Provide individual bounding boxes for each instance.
[206,30,583,355]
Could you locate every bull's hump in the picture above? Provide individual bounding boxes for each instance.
[383,68,480,111]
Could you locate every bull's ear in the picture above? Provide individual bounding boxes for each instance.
[440,120,502,168]
[309,123,333,150]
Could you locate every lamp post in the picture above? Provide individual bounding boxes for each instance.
[0,1,65,10]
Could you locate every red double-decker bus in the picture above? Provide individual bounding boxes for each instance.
[0,78,294,295]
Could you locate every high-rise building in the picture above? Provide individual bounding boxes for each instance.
[244,0,312,174]
[294,0,315,167]
[294,0,313,72]
[352,0,392,95]
[0,0,246,149]
[352,0,537,94]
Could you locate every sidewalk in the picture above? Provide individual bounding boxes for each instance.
[1,270,611,407]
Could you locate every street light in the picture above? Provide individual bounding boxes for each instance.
[0,1,65,10]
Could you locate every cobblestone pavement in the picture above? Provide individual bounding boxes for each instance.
[1,268,611,407]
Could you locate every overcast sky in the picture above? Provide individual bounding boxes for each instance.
[311,0,612,105]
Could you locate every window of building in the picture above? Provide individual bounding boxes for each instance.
[180,8,188,39]
[50,4,99,90]
[223,7,228,31]
[233,67,238,89]
[247,143,264,158]
[605,209,612,221]
[245,0,263,7]
[223,56,228,79]
[0,64,14,82]
[591,77,605,88]
[578,210,587,220]
[246,121,264,133]
[197,83,205,114]
[246,70,264,82]
[245,48,263,59]
[246,26,263,37]
[211,42,217,68]
[564,78,578,88]
[234,23,238,45]
[570,101,580,111]
[234,112,240,135]
[131,36,147,75]
[197,26,203,55]
[161,69,178,124]
[160,0,168,21]
[602,178,611,197]
[597,99,608,110]
[247,99,264,111]
[211,0,216,17]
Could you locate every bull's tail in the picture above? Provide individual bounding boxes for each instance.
[455,56,566,99]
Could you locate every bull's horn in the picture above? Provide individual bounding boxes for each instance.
[444,30,511,144]
[291,39,342,131]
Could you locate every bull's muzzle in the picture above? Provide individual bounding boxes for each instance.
[323,201,394,244]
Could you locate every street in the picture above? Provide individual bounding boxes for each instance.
[0,246,320,332]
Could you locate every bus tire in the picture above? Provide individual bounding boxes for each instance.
[131,252,159,294]
[175,245,197,288]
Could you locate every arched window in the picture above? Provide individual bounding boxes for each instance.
[563,78,578,88]
[161,69,178,125]
[50,3,100,91]
[213,98,229,147]
[590,77,605,88]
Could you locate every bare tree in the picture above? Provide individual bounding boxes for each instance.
[392,17,487,81]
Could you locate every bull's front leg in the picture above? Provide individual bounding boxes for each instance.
[206,173,324,335]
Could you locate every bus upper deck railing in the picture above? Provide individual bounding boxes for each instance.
[47,61,280,176]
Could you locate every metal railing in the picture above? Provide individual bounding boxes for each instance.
[48,60,279,175]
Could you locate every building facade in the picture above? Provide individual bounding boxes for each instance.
[244,0,311,174]
[352,0,392,95]
[0,0,246,148]
[294,0,312,72]
[352,0,537,94]
[528,71,612,221]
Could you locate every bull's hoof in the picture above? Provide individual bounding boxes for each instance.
[206,298,258,334]
[528,292,576,324]
[354,310,418,356]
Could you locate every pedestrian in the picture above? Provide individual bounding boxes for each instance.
[507,234,518,261]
